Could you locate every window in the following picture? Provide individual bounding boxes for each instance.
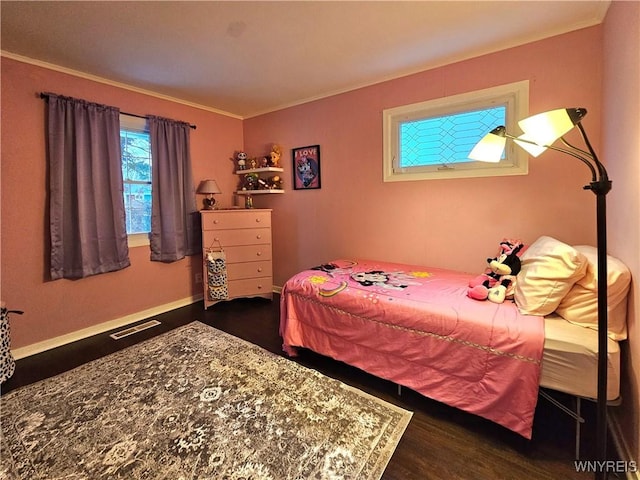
[383,80,529,181]
[120,114,151,246]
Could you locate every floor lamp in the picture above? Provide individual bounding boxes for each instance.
[469,108,611,480]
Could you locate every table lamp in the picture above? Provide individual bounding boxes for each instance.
[197,179,222,210]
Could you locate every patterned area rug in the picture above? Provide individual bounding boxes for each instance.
[1,321,411,479]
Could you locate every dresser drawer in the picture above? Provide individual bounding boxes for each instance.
[227,261,272,280]
[201,209,273,309]
[203,228,270,248]
[225,244,272,263]
[228,277,272,297]
[202,210,271,231]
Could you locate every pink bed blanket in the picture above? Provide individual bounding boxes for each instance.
[280,259,544,438]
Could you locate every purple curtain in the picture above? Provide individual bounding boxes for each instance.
[47,94,130,280]
[149,116,199,262]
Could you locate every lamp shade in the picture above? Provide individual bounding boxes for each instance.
[197,179,222,194]
[517,108,587,146]
[514,133,548,157]
[468,126,507,162]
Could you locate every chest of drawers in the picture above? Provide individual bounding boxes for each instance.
[201,209,273,309]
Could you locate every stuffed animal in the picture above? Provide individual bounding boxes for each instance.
[468,240,524,304]
[236,151,247,170]
[241,173,259,191]
[267,175,283,189]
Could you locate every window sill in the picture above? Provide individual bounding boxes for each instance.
[128,233,150,248]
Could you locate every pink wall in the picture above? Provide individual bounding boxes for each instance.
[603,0,640,463]
[1,58,243,348]
[244,26,604,288]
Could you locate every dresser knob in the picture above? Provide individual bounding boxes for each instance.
[257,267,263,272]
[213,220,219,224]
[256,218,261,223]
[214,237,219,242]
[257,284,263,289]
[256,234,262,239]
[257,252,262,256]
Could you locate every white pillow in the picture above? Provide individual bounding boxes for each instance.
[556,245,631,340]
[515,236,588,316]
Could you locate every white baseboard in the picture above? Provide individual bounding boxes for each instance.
[12,294,203,360]
[609,413,640,479]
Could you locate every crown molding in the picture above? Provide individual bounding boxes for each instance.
[1,50,242,120]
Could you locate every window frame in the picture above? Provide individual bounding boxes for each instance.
[120,114,151,247]
[383,80,530,182]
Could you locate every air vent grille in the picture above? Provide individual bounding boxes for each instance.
[109,320,161,340]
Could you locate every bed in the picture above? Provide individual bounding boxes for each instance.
[279,237,631,441]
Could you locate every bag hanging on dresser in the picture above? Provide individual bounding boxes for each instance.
[205,240,229,301]
[0,306,23,384]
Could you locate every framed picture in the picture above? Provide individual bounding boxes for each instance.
[292,145,321,190]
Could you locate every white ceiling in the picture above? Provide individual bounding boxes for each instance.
[1,1,610,119]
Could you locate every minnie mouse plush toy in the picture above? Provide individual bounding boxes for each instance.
[468,240,524,304]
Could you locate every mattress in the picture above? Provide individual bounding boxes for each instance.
[541,313,620,401]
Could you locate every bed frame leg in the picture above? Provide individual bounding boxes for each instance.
[575,397,581,460]
[539,390,585,460]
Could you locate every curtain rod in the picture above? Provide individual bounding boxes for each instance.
[39,92,197,130]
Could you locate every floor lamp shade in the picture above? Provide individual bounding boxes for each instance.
[467,126,507,162]
[517,108,587,146]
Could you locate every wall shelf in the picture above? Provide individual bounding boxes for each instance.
[236,166,285,195]
[235,189,284,195]
[235,167,284,175]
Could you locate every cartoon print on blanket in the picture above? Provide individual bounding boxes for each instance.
[309,261,431,296]
[309,262,353,296]
[350,270,421,290]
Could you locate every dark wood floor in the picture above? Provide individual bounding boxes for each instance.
[3,295,609,479]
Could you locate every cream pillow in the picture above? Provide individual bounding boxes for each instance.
[515,236,588,316]
[556,245,631,340]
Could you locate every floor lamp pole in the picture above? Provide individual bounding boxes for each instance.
[576,114,612,480]
[594,186,610,480]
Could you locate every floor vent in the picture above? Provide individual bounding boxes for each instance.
[110,320,161,340]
